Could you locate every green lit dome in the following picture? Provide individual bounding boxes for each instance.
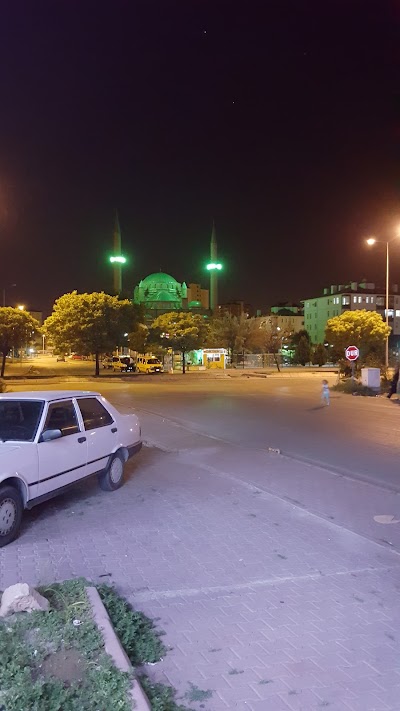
[141,272,178,287]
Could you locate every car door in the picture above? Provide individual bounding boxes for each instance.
[37,399,88,498]
[75,397,118,476]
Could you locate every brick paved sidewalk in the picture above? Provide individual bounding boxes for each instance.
[1,437,400,710]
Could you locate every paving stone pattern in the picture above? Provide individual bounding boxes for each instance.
[1,439,400,710]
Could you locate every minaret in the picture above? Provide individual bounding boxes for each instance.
[112,210,122,294]
[210,221,218,312]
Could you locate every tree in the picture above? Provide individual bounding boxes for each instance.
[312,343,327,367]
[293,335,311,365]
[44,292,143,376]
[127,323,149,354]
[0,308,42,377]
[151,312,209,374]
[251,319,294,371]
[206,314,260,363]
[290,329,311,347]
[325,310,390,368]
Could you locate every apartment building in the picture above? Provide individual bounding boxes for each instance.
[303,281,400,344]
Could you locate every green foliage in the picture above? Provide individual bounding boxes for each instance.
[332,379,380,396]
[139,676,189,711]
[44,291,143,375]
[325,310,389,365]
[0,578,132,711]
[206,313,260,355]
[290,329,310,347]
[0,307,41,377]
[293,335,311,365]
[97,584,166,664]
[312,343,327,367]
[151,312,209,373]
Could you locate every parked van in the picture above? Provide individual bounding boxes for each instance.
[102,356,135,372]
[136,355,163,374]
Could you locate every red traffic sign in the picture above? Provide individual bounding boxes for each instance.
[345,345,359,361]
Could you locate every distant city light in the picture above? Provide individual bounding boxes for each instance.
[206,263,222,270]
[109,256,126,264]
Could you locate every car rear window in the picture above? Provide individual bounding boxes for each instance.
[77,398,114,430]
[147,358,161,364]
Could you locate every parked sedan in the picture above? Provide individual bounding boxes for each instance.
[0,391,142,546]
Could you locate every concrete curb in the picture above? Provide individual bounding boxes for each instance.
[86,586,151,711]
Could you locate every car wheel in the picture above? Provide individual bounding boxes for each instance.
[98,452,125,491]
[0,485,23,547]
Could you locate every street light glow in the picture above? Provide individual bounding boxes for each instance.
[366,237,376,246]
[207,263,222,270]
[109,255,126,264]
[17,304,25,310]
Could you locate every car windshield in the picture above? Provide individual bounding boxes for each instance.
[0,400,44,442]
[148,358,161,364]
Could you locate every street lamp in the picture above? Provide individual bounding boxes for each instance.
[17,304,25,311]
[366,237,390,369]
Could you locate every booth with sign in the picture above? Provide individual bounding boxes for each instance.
[202,348,227,369]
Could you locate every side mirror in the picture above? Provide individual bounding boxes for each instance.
[40,428,62,443]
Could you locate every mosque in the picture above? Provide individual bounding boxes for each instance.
[110,214,220,322]
[133,273,209,320]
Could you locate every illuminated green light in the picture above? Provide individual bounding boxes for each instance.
[109,256,126,264]
[206,263,222,270]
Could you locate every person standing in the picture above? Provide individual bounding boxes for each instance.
[387,365,400,399]
[321,379,330,406]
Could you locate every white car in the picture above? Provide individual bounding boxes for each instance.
[0,391,142,546]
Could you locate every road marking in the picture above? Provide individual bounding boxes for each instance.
[132,566,393,602]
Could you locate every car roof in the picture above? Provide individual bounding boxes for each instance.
[0,391,102,402]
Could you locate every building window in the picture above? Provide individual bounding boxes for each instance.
[371,296,374,303]
[366,296,369,303]
[358,296,362,303]
[376,297,384,306]
[396,310,400,317]
[353,296,357,303]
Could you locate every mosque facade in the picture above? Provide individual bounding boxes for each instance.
[133,272,209,321]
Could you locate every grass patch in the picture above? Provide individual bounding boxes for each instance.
[97,583,166,665]
[332,379,380,396]
[139,676,189,711]
[98,584,190,711]
[0,579,190,711]
[0,578,131,711]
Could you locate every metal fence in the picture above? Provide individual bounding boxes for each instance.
[231,353,282,369]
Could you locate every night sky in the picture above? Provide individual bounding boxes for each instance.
[0,1,398,315]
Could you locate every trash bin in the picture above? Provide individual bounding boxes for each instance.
[361,367,380,389]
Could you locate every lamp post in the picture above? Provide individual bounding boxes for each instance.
[366,237,390,369]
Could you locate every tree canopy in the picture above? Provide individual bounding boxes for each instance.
[206,313,259,357]
[325,310,390,365]
[44,291,143,375]
[0,308,41,377]
[151,312,209,373]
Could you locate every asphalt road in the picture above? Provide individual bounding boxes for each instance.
[12,374,400,492]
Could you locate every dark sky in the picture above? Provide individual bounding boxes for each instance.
[0,1,398,314]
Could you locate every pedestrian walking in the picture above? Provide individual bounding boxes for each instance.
[321,379,330,406]
[387,365,400,399]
